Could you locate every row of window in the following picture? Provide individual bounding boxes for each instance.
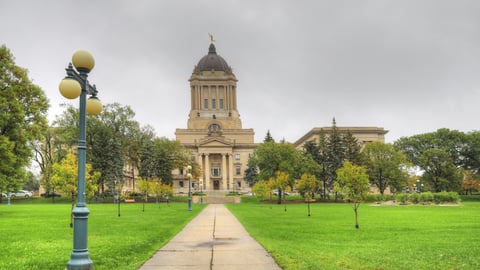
[211,166,242,176]
[204,98,224,109]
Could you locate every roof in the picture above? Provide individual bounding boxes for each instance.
[196,43,230,72]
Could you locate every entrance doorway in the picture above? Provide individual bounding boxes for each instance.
[214,180,220,190]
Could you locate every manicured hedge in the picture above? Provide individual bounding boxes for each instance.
[394,191,460,204]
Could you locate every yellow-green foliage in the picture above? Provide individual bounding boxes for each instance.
[252,180,271,200]
[334,161,370,202]
[296,173,320,199]
[51,150,100,199]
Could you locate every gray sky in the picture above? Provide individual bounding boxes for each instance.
[1,0,479,143]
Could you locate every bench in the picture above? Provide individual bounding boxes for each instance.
[124,199,135,203]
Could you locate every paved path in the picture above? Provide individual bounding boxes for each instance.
[139,204,282,270]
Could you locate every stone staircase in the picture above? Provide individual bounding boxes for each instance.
[192,190,240,204]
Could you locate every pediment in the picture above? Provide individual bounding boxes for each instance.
[198,137,233,147]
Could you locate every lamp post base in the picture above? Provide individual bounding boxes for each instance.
[67,251,93,270]
[188,197,192,211]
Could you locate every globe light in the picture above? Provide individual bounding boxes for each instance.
[59,79,81,99]
[86,97,102,115]
[72,50,95,72]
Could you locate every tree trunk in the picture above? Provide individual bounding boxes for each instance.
[354,203,359,229]
[307,201,311,217]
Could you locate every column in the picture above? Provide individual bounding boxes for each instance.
[222,153,227,190]
[204,154,210,190]
[228,154,234,191]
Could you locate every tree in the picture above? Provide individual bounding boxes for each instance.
[394,129,469,192]
[361,142,408,194]
[32,127,69,199]
[136,177,153,212]
[464,131,480,177]
[342,131,362,164]
[22,172,40,192]
[462,170,479,195]
[51,150,100,226]
[419,149,463,192]
[244,162,258,186]
[248,141,306,203]
[139,137,190,185]
[269,171,291,206]
[89,117,124,195]
[264,130,275,143]
[251,180,271,201]
[334,161,370,229]
[324,119,346,198]
[296,173,320,216]
[0,45,49,194]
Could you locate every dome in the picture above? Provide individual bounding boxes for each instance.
[196,43,230,72]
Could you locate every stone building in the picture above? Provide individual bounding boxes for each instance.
[170,41,388,195]
[293,124,388,150]
[174,42,257,194]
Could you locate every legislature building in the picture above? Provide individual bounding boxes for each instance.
[171,40,387,194]
[173,42,256,194]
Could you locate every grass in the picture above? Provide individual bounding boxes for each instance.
[0,201,205,270]
[2,197,480,270]
[227,200,480,270]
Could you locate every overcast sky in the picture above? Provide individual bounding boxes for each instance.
[1,0,479,143]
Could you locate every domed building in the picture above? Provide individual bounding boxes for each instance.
[174,41,256,194]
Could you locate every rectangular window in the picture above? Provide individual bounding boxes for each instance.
[235,154,241,161]
[204,99,208,109]
[212,99,216,109]
[220,99,224,109]
[179,181,184,188]
[212,167,221,177]
[236,166,241,175]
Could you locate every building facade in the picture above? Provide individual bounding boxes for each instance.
[174,42,256,194]
[293,125,388,150]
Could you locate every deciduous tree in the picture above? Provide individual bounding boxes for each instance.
[51,150,100,226]
[361,142,408,194]
[334,161,370,229]
[296,173,320,216]
[0,45,49,194]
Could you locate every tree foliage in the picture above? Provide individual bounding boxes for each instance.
[394,129,470,192]
[51,150,100,201]
[361,142,408,194]
[248,141,297,182]
[0,45,49,193]
[139,137,191,185]
[334,161,370,229]
[251,180,271,200]
[302,119,362,198]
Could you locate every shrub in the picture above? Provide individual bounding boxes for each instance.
[433,191,460,204]
[420,192,434,204]
[459,195,480,202]
[395,193,409,204]
[409,192,420,204]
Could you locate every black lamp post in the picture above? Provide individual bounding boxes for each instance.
[59,50,102,270]
[187,165,192,211]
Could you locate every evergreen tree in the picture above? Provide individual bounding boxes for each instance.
[264,130,275,143]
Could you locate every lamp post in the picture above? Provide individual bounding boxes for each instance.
[59,50,102,270]
[187,165,192,211]
[200,179,204,204]
[415,179,424,193]
[115,180,121,217]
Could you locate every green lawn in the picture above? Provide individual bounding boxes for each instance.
[227,201,480,270]
[0,202,205,270]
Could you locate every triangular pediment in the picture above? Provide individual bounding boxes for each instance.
[198,137,233,147]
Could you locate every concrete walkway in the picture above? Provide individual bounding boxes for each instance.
[139,204,282,270]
